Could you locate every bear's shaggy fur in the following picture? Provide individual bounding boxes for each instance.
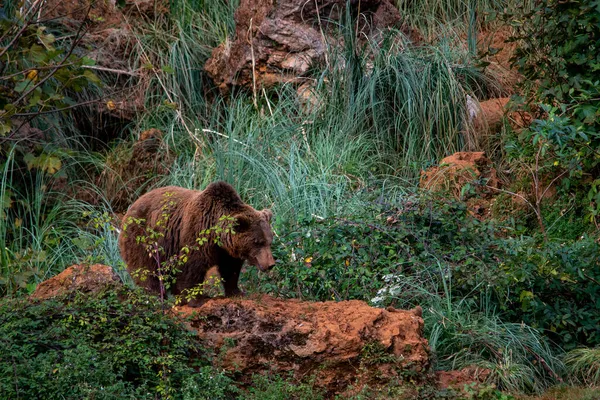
[118,181,275,302]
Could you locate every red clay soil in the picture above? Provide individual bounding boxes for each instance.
[30,264,122,301]
[478,26,522,93]
[420,152,499,197]
[472,97,510,135]
[176,294,429,394]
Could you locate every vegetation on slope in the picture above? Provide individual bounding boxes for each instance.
[1,0,600,397]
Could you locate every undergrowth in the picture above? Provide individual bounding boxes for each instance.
[2,0,600,398]
[0,289,236,399]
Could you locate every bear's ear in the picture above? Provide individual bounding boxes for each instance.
[234,214,252,232]
[261,209,273,223]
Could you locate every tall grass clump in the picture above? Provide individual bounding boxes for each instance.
[565,347,600,386]
[373,264,564,394]
[394,0,535,40]
[0,146,130,296]
[0,149,81,295]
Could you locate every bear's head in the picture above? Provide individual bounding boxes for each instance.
[229,208,275,271]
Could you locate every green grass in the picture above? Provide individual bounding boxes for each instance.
[394,0,535,41]
[565,347,600,386]
[0,146,129,296]
[124,0,501,220]
[372,262,563,394]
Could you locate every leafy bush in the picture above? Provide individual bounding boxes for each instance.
[503,105,600,233]
[505,0,600,223]
[244,195,497,303]
[241,372,324,400]
[499,236,600,349]
[0,289,235,399]
[0,3,101,141]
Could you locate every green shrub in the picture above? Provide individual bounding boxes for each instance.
[241,372,324,400]
[505,0,600,223]
[0,289,235,399]
[499,236,600,349]
[244,194,497,303]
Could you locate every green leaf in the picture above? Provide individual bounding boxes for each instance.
[14,79,33,93]
[29,44,47,63]
[82,69,102,85]
[0,120,12,136]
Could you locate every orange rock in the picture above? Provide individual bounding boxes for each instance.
[472,97,511,135]
[420,152,501,219]
[420,152,499,198]
[175,294,429,394]
[437,366,491,390]
[30,264,122,301]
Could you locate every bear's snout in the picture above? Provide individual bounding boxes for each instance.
[256,249,276,272]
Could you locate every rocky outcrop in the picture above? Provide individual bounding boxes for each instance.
[30,264,122,301]
[205,0,413,93]
[31,266,434,394]
[420,152,499,196]
[177,295,429,394]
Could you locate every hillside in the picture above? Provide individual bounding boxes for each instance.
[1,0,600,398]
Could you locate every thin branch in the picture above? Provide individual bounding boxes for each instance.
[539,168,571,200]
[0,62,79,80]
[13,97,104,116]
[201,129,248,147]
[0,23,31,60]
[248,18,258,110]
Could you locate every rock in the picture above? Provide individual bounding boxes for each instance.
[420,152,500,218]
[30,264,122,301]
[470,97,510,136]
[296,81,321,114]
[205,0,413,93]
[420,152,499,196]
[176,294,429,393]
[468,96,535,136]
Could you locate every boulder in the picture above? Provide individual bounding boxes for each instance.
[205,0,414,93]
[420,152,500,218]
[470,97,510,135]
[30,264,122,301]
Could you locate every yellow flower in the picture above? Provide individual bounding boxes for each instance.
[106,100,116,110]
[304,256,313,264]
[553,160,559,166]
[26,69,38,80]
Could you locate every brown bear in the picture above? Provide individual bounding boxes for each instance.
[118,181,275,303]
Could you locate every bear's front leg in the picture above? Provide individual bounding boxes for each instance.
[218,259,244,297]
